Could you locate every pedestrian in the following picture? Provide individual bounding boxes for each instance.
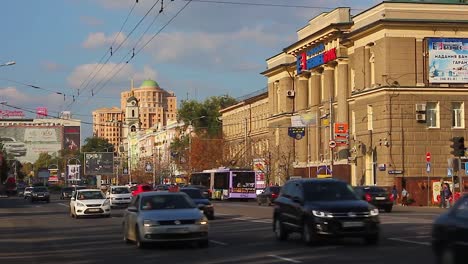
[391,185,398,205]
[439,179,446,208]
[443,183,452,209]
[401,187,409,206]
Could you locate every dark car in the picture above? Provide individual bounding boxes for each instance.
[257,186,281,206]
[186,185,211,199]
[154,184,170,191]
[273,179,380,245]
[432,194,468,264]
[29,186,50,203]
[60,187,74,199]
[354,186,393,212]
[180,187,214,220]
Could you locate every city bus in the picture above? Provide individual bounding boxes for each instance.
[189,168,257,200]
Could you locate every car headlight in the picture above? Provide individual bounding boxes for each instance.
[370,208,379,216]
[103,199,110,206]
[143,220,160,227]
[76,201,86,207]
[196,216,209,225]
[312,210,334,218]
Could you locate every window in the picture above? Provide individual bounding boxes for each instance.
[367,105,373,131]
[452,102,464,128]
[426,102,439,128]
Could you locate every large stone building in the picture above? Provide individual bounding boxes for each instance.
[92,79,177,151]
[221,0,468,205]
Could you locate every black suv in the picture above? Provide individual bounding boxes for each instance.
[273,179,380,245]
[29,186,50,203]
[354,186,393,212]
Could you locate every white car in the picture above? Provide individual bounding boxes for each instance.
[70,189,111,218]
[23,187,33,199]
[0,137,27,157]
[106,186,132,208]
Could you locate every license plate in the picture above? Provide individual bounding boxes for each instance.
[89,208,100,212]
[375,197,386,200]
[167,227,188,233]
[342,221,364,228]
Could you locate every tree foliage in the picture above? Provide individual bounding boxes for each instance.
[81,137,114,153]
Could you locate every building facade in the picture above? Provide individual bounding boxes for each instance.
[254,0,468,204]
[92,107,123,150]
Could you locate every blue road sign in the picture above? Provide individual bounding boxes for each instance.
[448,168,453,177]
[426,162,431,173]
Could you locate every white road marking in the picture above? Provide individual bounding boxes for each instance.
[267,255,302,263]
[388,237,431,246]
[58,203,70,208]
[209,240,228,246]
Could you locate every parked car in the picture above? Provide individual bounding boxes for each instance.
[122,191,209,248]
[354,186,393,212]
[29,186,50,203]
[432,193,468,264]
[106,186,132,208]
[257,186,281,206]
[69,189,110,218]
[154,184,170,191]
[60,187,74,199]
[131,184,153,196]
[180,187,214,220]
[273,178,380,245]
[0,136,27,157]
[23,187,33,199]
[186,185,212,199]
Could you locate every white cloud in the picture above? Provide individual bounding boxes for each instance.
[0,86,64,117]
[41,61,67,72]
[82,32,126,49]
[80,16,104,26]
[67,63,160,90]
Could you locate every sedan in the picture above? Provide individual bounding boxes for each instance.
[180,187,214,220]
[354,186,393,212]
[432,194,468,264]
[29,186,50,203]
[70,189,111,218]
[122,191,209,248]
[257,186,281,206]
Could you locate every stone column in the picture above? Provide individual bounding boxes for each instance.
[364,46,371,88]
[309,72,321,162]
[296,75,309,164]
[323,64,335,161]
[336,59,349,159]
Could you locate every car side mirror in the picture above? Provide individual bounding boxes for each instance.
[127,206,138,212]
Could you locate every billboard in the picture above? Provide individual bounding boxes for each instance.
[84,152,114,175]
[68,164,81,180]
[0,126,62,163]
[63,126,81,151]
[428,38,468,83]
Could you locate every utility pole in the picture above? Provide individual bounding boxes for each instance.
[244,118,248,166]
[329,98,334,178]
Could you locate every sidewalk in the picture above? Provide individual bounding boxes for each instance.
[392,205,447,214]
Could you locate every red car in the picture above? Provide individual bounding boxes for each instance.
[131,184,152,196]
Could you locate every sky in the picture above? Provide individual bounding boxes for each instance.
[0,0,379,140]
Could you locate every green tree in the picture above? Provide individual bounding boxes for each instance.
[81,137,114,153]
[33,153,59,174]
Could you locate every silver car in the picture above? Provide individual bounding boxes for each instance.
[122,191,209,248]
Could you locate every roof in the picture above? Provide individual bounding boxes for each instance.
[76,189,102,192]
[140,79,160,88]
[138,191,186,197]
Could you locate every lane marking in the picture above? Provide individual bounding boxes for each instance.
[209,240,228,246]
[388,237,431,246]
[267,255,302,263]
[58,203,70,208]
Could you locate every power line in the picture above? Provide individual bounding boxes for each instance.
[0,78,70,101]
[183,0,361,10]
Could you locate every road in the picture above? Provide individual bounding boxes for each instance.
[0,196,442,264]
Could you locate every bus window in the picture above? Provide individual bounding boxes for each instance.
[232,172,255,188]
[214,172,229,189]
[190,173,210,188]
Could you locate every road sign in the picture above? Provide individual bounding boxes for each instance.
[448,168,453,177]
[329,140,337,149]
[426,162,431,173]
[426,152,431,162]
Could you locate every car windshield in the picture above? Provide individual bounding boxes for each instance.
[140,194,195,210]
[112,187,129,194]
[34,187,48,192]
[75,186,87,190]
[364,187,387,193]
[180,189,204,199]
[303,182,359,201]
[77,191,105,200]
[25,188,32,191]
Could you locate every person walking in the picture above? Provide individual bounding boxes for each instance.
[443,183,452,209]
[391,185,398,205]
[401,187,409,206]
[439,179,446,208]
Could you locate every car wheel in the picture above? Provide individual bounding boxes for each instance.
[274,218,288,241]
[364,233,379,245]
[199,239,209,248]
[302,222,316,245]
[384,206,392,213]
[135,227,146,249]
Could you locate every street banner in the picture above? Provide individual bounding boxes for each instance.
[67,164,81,180]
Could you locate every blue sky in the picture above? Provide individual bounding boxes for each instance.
[0,0,379,140]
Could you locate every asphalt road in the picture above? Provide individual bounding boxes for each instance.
[0,196,443,264]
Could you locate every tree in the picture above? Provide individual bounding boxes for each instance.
[81,137,114,153]
[190,136,226,171]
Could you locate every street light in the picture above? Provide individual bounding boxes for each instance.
[0,61,15,67]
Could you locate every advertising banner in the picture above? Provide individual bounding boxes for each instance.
[63,126,80,151]
[68,164,81,180]
[0,126,62,163]
[428,38,468,83]
[253,158,267,191]
[84,152,114,175]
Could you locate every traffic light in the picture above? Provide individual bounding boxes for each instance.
[450,136,465,157]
